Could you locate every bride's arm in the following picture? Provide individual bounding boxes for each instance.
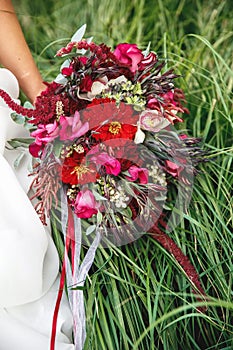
[0,0,46,103]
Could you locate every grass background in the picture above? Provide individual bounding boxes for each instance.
[12,0,233,349]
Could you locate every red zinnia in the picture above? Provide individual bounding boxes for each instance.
[81,99,138,129]
[61,151,98,185]
[91,122,137,145]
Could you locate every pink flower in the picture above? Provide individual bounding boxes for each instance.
[113,43,144,73]
[140,109,170,132]
[161,91,177,106]
[59,111,89,141]
[90,152,121,176]
[74,189,98,219]
[179,134,188,140]
[31,120,59,145]
[126,165,149,184]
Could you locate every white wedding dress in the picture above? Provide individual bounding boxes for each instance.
[0,68,74,350]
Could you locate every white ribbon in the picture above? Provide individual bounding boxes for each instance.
[60,189,101,349]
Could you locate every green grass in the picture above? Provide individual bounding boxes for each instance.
[12,0,233,349]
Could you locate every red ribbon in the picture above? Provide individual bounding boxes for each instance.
[50,206,75,349]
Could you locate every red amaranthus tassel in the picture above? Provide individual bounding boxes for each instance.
[150,224,207,311]
[0,88,35,118]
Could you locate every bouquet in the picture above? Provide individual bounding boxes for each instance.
[0,25,207,350]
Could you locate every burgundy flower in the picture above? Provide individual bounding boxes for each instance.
[147,93,184,124]
[179,134,188,140]
[79,56,88,65]
[79,75,93,92]
[29,142,43,157]
[61,66,73,76]
[138,52,157,70]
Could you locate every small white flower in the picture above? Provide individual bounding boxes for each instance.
[109,184,130,208]
[148,164,167,186]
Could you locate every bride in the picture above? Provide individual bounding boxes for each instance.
[0,1,74,349]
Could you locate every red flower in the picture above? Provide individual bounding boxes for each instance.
[29,142,43,157]
[91,122,137,144]
[61,66,73,76]
[61,151,98,185]
[81,99,138,129]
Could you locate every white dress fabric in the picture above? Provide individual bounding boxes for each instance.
[0,68,74,349]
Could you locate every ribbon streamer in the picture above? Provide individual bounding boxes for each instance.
[51,189,101,350]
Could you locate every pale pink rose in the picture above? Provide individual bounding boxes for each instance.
[113,43,144,73]
[90,152,121,176]
[59,111,89,141]
[126,165,149,184]
[140,110,170,132]
[31,120,59,145]
[74,189,98,219]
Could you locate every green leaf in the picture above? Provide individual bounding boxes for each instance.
[86,224,96,236]
[97,211,103,224]
[53,141,64,158]
[142,41,151,56]
[13,151,26,169]
[70,285,86,291]
[23,101,34,109]
[92,189,108,201]
[11,112,25,125]
[7,138,33,149]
